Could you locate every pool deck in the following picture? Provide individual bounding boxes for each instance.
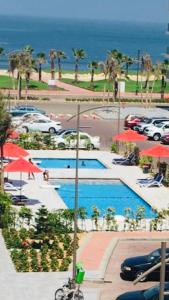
[10,149,168,214]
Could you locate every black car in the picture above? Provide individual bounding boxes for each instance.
[116,283,169,300]
[121,248,169,281]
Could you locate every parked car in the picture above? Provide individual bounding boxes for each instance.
[161,134,169,145]
[12,112,50,126]
[56,128,83,138]
[121,248,169,281]
[116,283,169,300]
[52,132,100,149]
[8,105,46,117]
[124,115,147,129]
[20,119,62,133]
[135,117,169,134]
[145,122,169,141]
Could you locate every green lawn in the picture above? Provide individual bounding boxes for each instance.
[0,75,48,90]
[61,78,169,93]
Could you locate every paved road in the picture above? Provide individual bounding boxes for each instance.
[11,100,169,152]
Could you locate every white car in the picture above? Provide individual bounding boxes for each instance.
[20,119,62,134]
[53,132,100,149]
[135,118,169,133]
[145,121,169,141]
[12,113,50,126]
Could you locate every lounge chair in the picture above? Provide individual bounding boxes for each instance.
[4,182,21,191]
[136,173,159,184]
[113,154,137,166]
[139,174,163,187]
[112,153,134,164]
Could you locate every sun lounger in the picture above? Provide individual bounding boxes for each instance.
[113,154,136,166]
[112,153,134,164]
[136,173,159,184]
[4,182,21,191]
[139,174,163,187]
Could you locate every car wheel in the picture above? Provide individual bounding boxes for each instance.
[49,127,56,134]
[143,128,147,134]
[58,142,66,149]
[135,270,146,282]
[153,133,161,141]
[87,143,94,150]
[23,126,29,133]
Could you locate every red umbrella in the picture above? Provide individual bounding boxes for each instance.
[140,145,169,158]
[112,129,147,142]
[4,157,42,173]
[3,142,28,158]
[4,158,42,196]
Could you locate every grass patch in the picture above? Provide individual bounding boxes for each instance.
[0,75,64,91]
[61,78,169,94]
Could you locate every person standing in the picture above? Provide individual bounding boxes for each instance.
[28,158,35,180]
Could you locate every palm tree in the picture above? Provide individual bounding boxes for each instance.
[23,45,34,54]
[8,52,19,91]
[49,49,57,80]
[88,61,98,86]
[123,55,134,76]
[72,48,86,82]
[36,52,46,81]
[0,96,11,191]
[0,48,4,56]
[142,54,153,107]
[56,50,67,80]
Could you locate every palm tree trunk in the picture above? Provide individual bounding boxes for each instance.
[17,75,22,100]
[75,59,79,82]
[39,63,42,81]
[58,58,62,80]
[0,144,4,192]
[51,59,55,80]
[160,75,165,100]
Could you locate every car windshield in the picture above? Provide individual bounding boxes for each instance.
[143,286,159,299]
[155,123,165,128]
[147,250,160,261]
[56,129,66,135]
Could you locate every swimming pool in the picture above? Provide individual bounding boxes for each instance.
[55,180,155,218]
[33,158,106,169]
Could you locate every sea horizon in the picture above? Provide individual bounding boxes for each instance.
[0,14,168,70]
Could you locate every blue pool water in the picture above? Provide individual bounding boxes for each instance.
[56,180,155,218]
[34,158,106,169]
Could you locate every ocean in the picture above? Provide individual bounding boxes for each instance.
[0,15,168,70]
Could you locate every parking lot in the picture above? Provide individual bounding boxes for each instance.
[101,240,163,300]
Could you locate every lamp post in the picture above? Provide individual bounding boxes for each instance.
[67,103,121,282]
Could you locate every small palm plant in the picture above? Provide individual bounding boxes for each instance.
[78,207,87,231]
[72,48,86,82]
[104,207,118,231]
[91,206,100,231]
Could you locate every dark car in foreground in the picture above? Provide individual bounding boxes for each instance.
[161,134,169,145]
[121,248,169,281]
[116,283,169,300]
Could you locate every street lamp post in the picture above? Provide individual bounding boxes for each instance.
[67,104,121,282]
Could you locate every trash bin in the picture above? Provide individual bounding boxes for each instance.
[75,262,85,284]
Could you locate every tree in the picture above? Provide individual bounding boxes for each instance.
[88,61,98,86]
[49,49,57,80]
[19,207,33,226]
[0,192,12,228]
[36,52,46,81]
[123,55,134,76]
[56,50,67,80]
[0,97,11,190]
[141,54,153,106]
[35,205,49,236]
[72,48,86,82]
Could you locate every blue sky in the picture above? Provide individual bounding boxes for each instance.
[1,0,168,23]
